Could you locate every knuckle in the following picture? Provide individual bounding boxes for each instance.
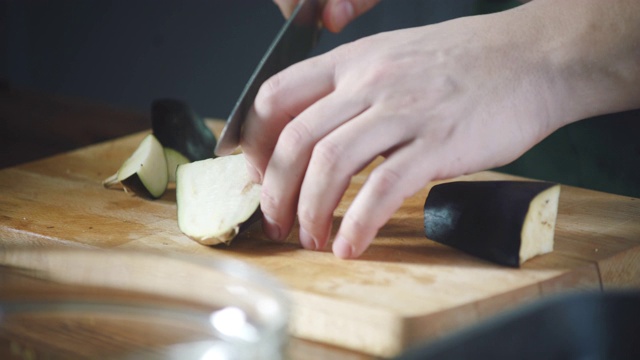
[331,41,357,63]
[260,187,280,218]
[367,166,402,197]
[255,73,284,113]
[310,138,343,172]
[361,60,394,88]
[331,40,367,76]
[342,210,380,240]
[297,206,324,230]
[279,121,314,155]
[331,40,396,95]
[343,211,369,233]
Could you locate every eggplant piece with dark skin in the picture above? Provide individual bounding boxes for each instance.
[103,100,215,199]
[151,99,217,161]
[424,181,561,267]
[103,134,168,199]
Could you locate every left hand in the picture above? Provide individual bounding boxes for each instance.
[241,0,640,259]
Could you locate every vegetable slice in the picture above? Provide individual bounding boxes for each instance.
[151,98,217,161]
[164,147,190,183]
[423,181,560,267]
[176,154,261,245]
[103,134,168,199]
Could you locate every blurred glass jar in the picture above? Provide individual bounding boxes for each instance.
[0,247,290,360]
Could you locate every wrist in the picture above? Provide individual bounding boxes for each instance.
[523,0,640,124]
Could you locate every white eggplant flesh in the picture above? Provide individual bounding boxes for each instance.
[164,147,190,183]
[518,185,561,264]
[103,134,168,199]
[176,154,261,245]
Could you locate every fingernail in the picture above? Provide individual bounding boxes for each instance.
[299,227,317,251]
[263,214,282,241]
[332,235,354,259]
[331,0,354,32]
[245,161,262,184]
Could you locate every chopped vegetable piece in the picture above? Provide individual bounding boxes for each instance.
[423,181,560,267]
[103,134,168,199]
[164,147,190,183]
[151,99,217,161]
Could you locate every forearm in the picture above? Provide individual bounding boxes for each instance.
[514,0,640,124]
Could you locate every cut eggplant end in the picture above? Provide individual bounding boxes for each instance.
[424,181,561,267]
[176,154,261,245]
[102,172,122,189]
[103,134,168,199]
[519,184,561,264]
[120,173,157,199]
[164,147,190,183]
[151,98,217,161]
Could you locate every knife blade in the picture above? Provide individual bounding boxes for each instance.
[214,0,322,156]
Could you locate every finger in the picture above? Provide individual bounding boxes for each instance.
[297,106,415,251]
[240,56,335,182]
[259,91,369,242]
[272,0,299,18]
[332,140,440,259]
[324,0,381,33]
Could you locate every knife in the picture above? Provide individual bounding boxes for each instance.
[214,0,322,156]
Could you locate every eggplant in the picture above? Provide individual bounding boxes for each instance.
[103,134,168,199]
[151,99,217,161]
[423,181,560,267]
[163,147,190,183]
[176,154,261,245]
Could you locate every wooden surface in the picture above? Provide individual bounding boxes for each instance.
[1,120,640,358]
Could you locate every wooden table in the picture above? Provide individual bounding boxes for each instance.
[1,91,639,359]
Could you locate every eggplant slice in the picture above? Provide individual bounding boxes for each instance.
[424,181,560,267]
[176,154,261,245]
[164,147,190,183]
[103,134,168,199]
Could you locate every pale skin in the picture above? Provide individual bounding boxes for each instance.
[241,0,640,259]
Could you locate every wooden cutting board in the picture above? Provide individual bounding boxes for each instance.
[1,120,639,358]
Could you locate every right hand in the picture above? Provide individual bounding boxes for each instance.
[273,0,381,33]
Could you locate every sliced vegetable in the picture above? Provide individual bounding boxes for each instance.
[176,154,261,245]
[103,134,168,199]
[423,181,560,267]
[151,98,217,161]
[164,147,190,183]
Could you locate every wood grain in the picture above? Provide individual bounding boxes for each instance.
[1,120,639,358]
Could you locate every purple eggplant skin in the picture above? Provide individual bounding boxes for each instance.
[120,174,155,199]
[151,99,217,161]
[423,181,558,267]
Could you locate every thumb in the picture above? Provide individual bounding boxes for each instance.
[323,0,381,33]
[272,0,299,19]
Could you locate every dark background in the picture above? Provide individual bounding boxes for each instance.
[1,0,485,118]
[1,0,638,197]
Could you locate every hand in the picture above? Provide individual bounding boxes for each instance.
[244,0,640,259]
[273,0,381,33]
